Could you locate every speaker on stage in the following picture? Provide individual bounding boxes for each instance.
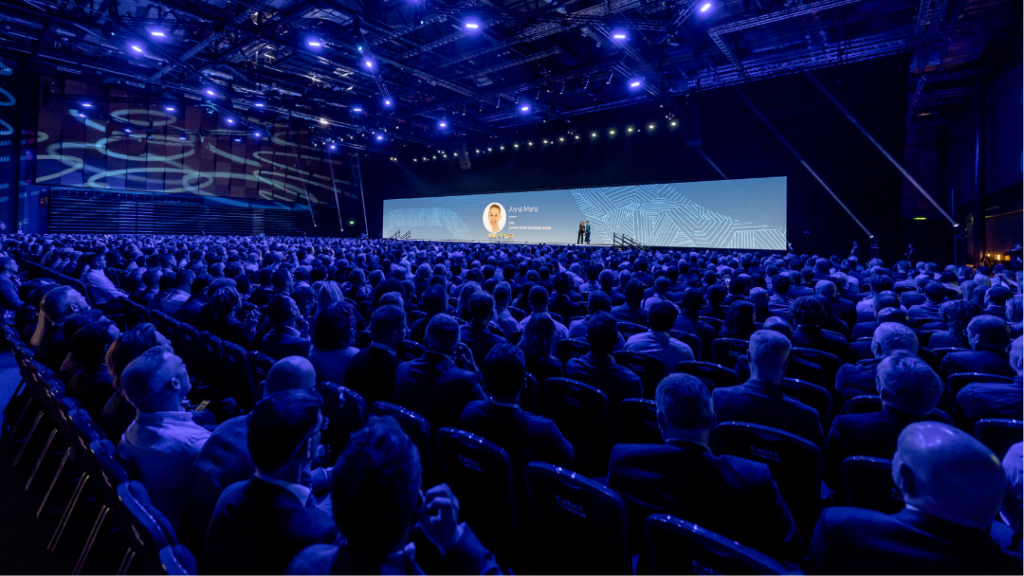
[682,104,701,147]
[458,141,472,171]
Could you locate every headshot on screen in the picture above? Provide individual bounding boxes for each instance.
[483,202,506,233]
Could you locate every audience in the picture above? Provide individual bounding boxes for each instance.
[623,300,694,369]
[459,292,507,364]
[939,315,1015,380]
[64,319,120,416]
[343,304,406,406]
[955,335,1023,426]
[835,322,919,401]
[565,311,643,413]
[306,301,359,385]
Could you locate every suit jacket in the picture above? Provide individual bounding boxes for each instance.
[900,291,927,308]
[210,315,253,350]
[804,507,1022,575]
[610,304,649,326]
[393,351,487,430]
[343,345,402,407]
[712,379,824,449]
[834,358,883,401]
[955,378,1023,426]
[926,331,964,349]
[908,301,943,322]
[565,353,643,415]
[204,476,340,575]
[66,365,116,417]
[830,297,857,330]
[608,440,801,562]
[939,349,1015,381]
[461,399,574,474]
[260,325,312,360]
[459,323,506,367]
[182,416,254,549]
[793,326,849,360]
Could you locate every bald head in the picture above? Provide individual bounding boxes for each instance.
[967,315,1012,352]
[264,356,317,395]
[121,347,190,413]
[876,306,910,327]
[892,422,1005,530]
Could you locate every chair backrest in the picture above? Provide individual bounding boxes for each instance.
[669,330,703,362]
[315,382,368,455]
[700,316,724,331]
[715,422,824,537]
[790,348,841,389]
[611,351,666,400]
[524,462,630,575]
[928,347,967,365]
[555,338,591,369]
[543,378,610,477]
[246,350,275,396]
[845,395,883,415]
[370,401,432,481]
[220,340,257,411]
[398,339,425,362]
[198,331,226,386]
[408,309,427,323]
[436,428,519,565]
[567,315,585,326]
[617,321,647,339]
[711,338,748,368]
[175,323,203,378]
[520,372,539,415]
[946,372,1015,396]
[83,439,131,508]
[841,456,904,514]
[916,347,939,372]
[672,361,739,392]
[781,378,834,435]
[617,399,662,445]
[158,546,198,576]
[645,513,788,575]
[113,481,172,571]
[973,419,1023,459]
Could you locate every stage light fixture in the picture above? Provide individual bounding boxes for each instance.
[254,102,264,107]
[514,143,519,148]
[670,120,678,126]
[82,103,93,108]
[649,123,656,129]
[254,131,262,137]
[559,136,565,142]
[574,135,580,140]
[226,118,235,124]
[438,120,448,128]
[330,144,337,150]
[500,146,505,150]
[320,118,328,124]
[353,107,363,113]
[124,128,132,133]
[591,132,598,138]
[179,134,187,140]
[165,106,176,112]
[464,20,481,30]
[307,39,323,47]
[609,129,616,135]
[130,45,143,52]
[376,134,384,141]
[150,31,166,37]
[78,113,86,118]
[519,103,531,113]
[384,98,392,106]
[527,141,533,146]
[612,31,627,40]
[700,2,712,12]
[365,60,374,69]
[234,137,242,142]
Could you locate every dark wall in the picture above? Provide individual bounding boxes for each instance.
[0,60,24,232]
[362,56,910,261]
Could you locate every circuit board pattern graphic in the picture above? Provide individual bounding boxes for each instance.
[571,184,786,249]
[382,206,473,240]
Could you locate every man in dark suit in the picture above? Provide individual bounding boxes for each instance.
[955,335,1023,427]
[344,305,406,407]
[409,285,446,344]
[674,289,717,347]
[713,330,824,449]
[983,285,1012,318]
[806,422,1019,575]
[939,315,1015,381]
[768,274,795,321]
[608,373,802,563]
[907,281,946,324]
[394,314,488,431]
[611,280,649,326]
[816,280,856,332]
[850,292,902,340]
[287,418,501,575]
[548,272,584,320]
[203,390,339,575]
[259,294,312,360]
[566,311,643,416]
[792,296,849,360]
[898,274,930,309]
[836,323,919,402]
[697,284,728,320]
[825,354,951,494]
[734,317,826,386]
[458,292,506,365]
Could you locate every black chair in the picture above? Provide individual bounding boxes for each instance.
[398,339,425,362]
[555,338,591,369]
[49,410,103,552]
[175,323,203,380]
[916,346,939,372]
[645,514,788,575]
[716,422,824,541]
[700,316,724,332]
[521,372,539,415]
[371,401,433,484]
[781,378,834,436]
[845,395,883,415]
[247,350,275,395]
[74,439,131,574]
[946,372,1014,396]
[711,338,748,368]
[198,331,226,390]
[112,481,174,574]
[617,321,647,340]
[315,382,368,455]
[673,361,739,391]
[221,340,258,411]
[790,348,842,393]
[544,378,610,477]
[669,330,703,362]
[436,428,520,569]
[158,546,199,576]
[973,419,1023,459]
[408,309,427,323]
[617,399,662,445]
[928,347,968,366]
[612,351,666,400]
[841,456,903,514]
[524,462,631,575]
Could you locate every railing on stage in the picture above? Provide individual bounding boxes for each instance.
[612,232,648,251]
[388,230,412,239]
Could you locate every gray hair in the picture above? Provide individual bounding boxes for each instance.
[815,280,838,298]
[655,374,714,431]
[748,330,791,372]
[876,353,942,416]
[872,323,919,357]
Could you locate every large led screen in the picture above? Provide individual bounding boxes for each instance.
[382,177,787,250]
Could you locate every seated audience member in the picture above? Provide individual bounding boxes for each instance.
[1006,294,1023,337]
[768,274,795,320]
[713,330,824,449]
[461,343,573,475]
[984,285,1013,317]
[286,418,500,575]
[56,309,108,382]
[835,323,919,402]
[1002,441,1023,539]
[857,275,897,321]
[674,289,717,345]
[749,287,775,323]
[806,422,1019,574]
[566,312,643,414]
[939,315,1016,380]
[791,296,849,360]
[410,285,447,344]
[65,319,121,416]
[153,270,193,316]
[549,272,584,320]
[817,280,855,330]
[97,323,172,441]
[459,292,507,364]
[184,357,326,550]
[568,291,626,347]
[722,275,749,307]
[31,286,91,370]
[173,275,213,326]
[208,287,255,349]
[394,314,487,430]
[517,285,570,340]
[642,276,675,310]
[146,271,178,311]
[518,313,564,391]
[611,280,650,327]
[956,335,1023,425]
[907,281,947,323]
[607,374,801,562]
[924,300,981,349]
[203,390,339,575]
[261,294,313,360]
[624,300,695,369]
[344,305,406,406]
[850,292,902,340]
[118,348,211,529]
[491,282,519,340]
[719,300,757,340]
[0,256,23,313]
[734,317,825,385]
[80,253,127,312]
[130,269,161,305]
[698,284,728,320]
[825,353,950,492]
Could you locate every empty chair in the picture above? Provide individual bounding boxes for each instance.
[612,351,666,400]
[246,350,275,397]
[946,372,1014,396]
[845,395,883,415]
[841,456,903,515]
[673,361,739,391]
[972,419,1023,459]
[555,339,591,369]
[370,401,433,484]
[544,378,610,477]
[524,462,631,575]
[669,330,703,362]
[645,514,788,575]
[781,378,834,436]
[711,338,749,368]
[220,340,257,412]
[617,399,662,445]
[436,428,520,568]
[715,422,824,541]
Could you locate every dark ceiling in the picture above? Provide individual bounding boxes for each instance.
[0,0,1018,151]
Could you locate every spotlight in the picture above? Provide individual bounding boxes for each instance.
[464,20,480,30]
[82,103,93,108]
[319,118,328,124]
[364,60,374,69]
[438,120,448,128]
[254,131,262,137]
[234,137,242,142]
[78,113,86,118]
[358,46,363,52]
[330,145,337,150]
[609,129,616,135]
[627,127,633,132]
[165,106,175,112]
[591,132,597,138]
[254,102,264,107]
[613,32,627,40]
[670,120,677,126]
[649,123,656,129]
[500,146,505,150]
[150,31,166,37]
[519,104,531,113]
[558,137,565,142]
[527,141,533,146]
[352,107,363,113]
[124,128,132,133]
[130,45,143,53]
[376,134,384,141]
[700,2,712,12]
[514,143,519,148]
[307,39,322,47]
[206,89,216,96]
[384,98,392,106]
[574,135,580,140]
[226,118,235,124]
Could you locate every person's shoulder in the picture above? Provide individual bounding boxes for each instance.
[285,544,338,576]
[817,506,898,535]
